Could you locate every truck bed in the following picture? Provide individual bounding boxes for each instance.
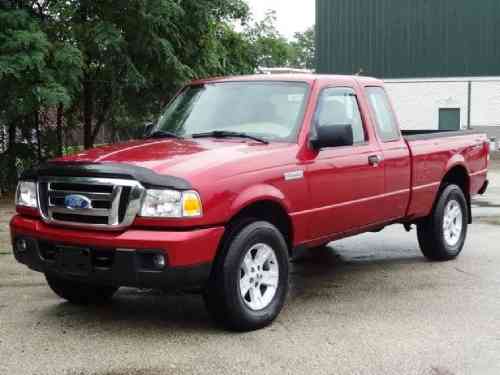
[402,129,489,219]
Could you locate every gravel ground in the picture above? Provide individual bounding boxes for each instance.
[0,196,14,253]
[1,166,499,375]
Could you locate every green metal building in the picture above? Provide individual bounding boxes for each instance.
[315,0,500,140]
[316,0,500,78]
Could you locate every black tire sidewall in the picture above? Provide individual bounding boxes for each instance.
[432,185,468,257]
[221,221,289,329]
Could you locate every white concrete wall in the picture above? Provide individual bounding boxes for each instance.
[382,78,500,131]
[384,81,469,130]
[471,81,500,127]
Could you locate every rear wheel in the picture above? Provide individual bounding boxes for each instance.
[417,184,468,261]
[45,274,118,305]
[204,221,289,331]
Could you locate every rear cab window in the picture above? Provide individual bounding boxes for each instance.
[365,87,401,142]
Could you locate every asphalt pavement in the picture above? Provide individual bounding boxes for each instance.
[1,166,499,375]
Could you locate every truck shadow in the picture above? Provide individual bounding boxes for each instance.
[288,244,430,299]
[36,239,432,335]
[40,289,217,333]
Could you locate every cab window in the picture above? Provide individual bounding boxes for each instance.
[316,87,366,145]
[366,87,400,142]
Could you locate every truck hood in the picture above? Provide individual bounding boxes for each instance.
[58,138,294,181]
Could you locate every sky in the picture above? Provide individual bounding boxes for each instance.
[245,0,315,39]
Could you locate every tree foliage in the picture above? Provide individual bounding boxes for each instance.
[0,0,256,191]
[289,27,315,70]
[243,11,315,70]
[46,0,256,148]
[0,3,82,191]
[246,10,290,68]
[0,0,315,193]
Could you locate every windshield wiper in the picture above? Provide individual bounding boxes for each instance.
[147,130,182,139]
[191,130,269,144]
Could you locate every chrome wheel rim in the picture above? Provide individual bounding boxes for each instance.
[443,199,463,247]
[239,243,279,311]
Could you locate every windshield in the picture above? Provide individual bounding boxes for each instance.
[153,82,309,142]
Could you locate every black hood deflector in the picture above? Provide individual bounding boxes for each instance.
[20,162,192,190]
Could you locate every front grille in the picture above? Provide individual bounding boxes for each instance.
[50,182,113,193]
[52,213,109,225]
[38,177,144,230]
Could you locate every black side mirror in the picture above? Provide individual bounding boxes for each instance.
[143,122,154,138]
[310,124,354,149]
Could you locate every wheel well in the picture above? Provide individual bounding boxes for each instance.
[441,166,470,196]
[440,165,472,223]
[226,200,293,253]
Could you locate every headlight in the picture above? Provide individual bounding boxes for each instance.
[16,181,38,208]
[140,189,202,218]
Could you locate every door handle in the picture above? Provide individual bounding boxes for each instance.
[368,155,383,166]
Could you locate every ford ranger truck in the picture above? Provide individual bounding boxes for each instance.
[10,75,489,331]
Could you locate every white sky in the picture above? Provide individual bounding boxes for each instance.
[245,0,315,39]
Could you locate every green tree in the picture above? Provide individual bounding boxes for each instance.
[0,0,257,193]
[244,11,314,70]
[246,10,292,68]
[0,1,81,190]
[289,26,315,70]
[46,0,254,148]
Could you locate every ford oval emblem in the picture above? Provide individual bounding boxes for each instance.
[64,194,92,210]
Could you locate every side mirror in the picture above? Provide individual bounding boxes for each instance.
[310,124,354,149]
[143,121,154,138]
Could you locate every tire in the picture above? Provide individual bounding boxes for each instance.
[45,273,118,305]
[204,221,289,331]
[417,184,468,261]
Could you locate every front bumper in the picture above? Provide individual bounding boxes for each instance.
[10,215,225,290]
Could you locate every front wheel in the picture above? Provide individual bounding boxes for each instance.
[417,184,468,261]
[204,221,289,331]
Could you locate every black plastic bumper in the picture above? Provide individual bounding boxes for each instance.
[12,236,211,291]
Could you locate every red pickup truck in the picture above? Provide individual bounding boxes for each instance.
[11,74,489,331]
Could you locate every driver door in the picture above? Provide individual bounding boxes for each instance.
[307,86,385,239]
